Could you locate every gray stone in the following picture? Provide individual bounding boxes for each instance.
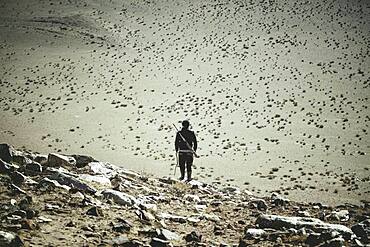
[352,219,370,242]
[10,171,26,185]
[25,162,42,175]
[12,155,32,166]
[47,153,76,167]
[38,177,70,190]
[250,199,268,211]
[158,213,187,223]
[0,158,14,174]
[49,171,96,193]
[271,192,290,206]
[256,214,353,239]
[102,189,137,206]
[0,231,24,246]
[185,231,202,242]
[244,228,267,239]
[86,206,103,217]
[34,154,48,165]
[160,229,180,241]
[71,154,96,168]
[0,144,14,163]
[150,237,171,247]
[112,218,133,232]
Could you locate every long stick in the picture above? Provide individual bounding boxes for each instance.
[174,151,178,176]
[173,124,199,158]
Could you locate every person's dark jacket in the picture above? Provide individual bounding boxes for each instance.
[175,129,197,152]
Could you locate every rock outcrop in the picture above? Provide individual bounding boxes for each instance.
[0,144,368,246]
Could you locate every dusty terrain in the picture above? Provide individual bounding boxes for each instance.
[0,0,369,206]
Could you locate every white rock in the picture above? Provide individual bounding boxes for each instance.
[89,162,116,177]
[49,172,96,193]
[329,210,349,222]
[245,228,266,238]
[161,229,180,241]
[194,205,207,211]
[102,189,137,206]
[37,216,53,223]
[256,214,353,237]
[79,174,111,186]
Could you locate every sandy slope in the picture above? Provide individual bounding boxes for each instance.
[0,0,369,205]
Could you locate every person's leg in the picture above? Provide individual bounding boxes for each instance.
[186,154,193,181]
[178,153,186,180]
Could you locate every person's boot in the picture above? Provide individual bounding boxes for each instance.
[179,165,185,180]
[186,171,192,182]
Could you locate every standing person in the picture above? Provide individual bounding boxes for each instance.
[175,120,198,181]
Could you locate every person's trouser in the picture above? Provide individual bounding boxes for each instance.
[179,152,193,180]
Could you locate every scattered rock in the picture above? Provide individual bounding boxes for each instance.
[244,228,267,239]
[185,231,202,242]
[158,213,187,223]
[71,154,96,168]
[0,159,18,175]
[249,199,268,211]
[102,189,137,206]
[38,177,71,190]
[271,192,290,206]
[47,153,76,167]
[0,231,24,246]
[136,209,155,222]
[25,162,42,175]
[10,171,26,185]
[352,219,370,242]
[328,209,349,222]
[256,214,353,239]
[150,237,171,247]
[49,171,96,193]
[79,174,111,186]
[0,144,15,163]
[34,155,48,165]
[86,206,103,217]
[111,218,133,232]
[184,194,201,203]
[160,229,180,241]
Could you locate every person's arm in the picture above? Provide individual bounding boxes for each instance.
[193,132,198,152]
[175,132,180,152]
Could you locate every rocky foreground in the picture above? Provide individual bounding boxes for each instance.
[0,143,369,247]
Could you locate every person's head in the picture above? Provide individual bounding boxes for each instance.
[182,120,190,129]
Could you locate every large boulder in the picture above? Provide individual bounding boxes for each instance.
[0,144,15,163]
[256,214,353,239]
[47,153,76,167]
[48,171,96,194]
